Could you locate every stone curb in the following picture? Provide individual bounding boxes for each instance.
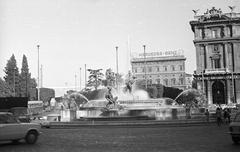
[47,119,218,128]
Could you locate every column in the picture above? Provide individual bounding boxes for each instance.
[227,79,232,104]
[195,44,201,73]
[224,43,229,70]
[222,43,226,68]
[207,81,212,105]
[205,45,211,69]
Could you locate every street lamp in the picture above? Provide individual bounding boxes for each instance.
[143,45,147,89]
[80,67,82,91]
[37,45,40,101]
[116,46,119,92]
[75,74,77,91]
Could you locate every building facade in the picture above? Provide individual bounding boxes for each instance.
[190,7,240,105]
[131,50,189,90]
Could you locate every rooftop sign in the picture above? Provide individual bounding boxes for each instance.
[131,50,184,58]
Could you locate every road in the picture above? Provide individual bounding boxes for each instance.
[0,124,239,152]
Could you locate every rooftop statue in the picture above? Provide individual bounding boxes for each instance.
[193,6,240,22]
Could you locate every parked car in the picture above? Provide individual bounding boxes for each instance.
[9,107,31,123]
[31,116,50,128]
[229,111,240,144]
[47,114,61,122]
[0,112,41,144]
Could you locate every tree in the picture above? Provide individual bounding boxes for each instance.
[4,54,20,96]
[104,68,115,87]
[0,78,14,97]
[20,55,31,97]
[87,69,104,90]
[28,78,37,100]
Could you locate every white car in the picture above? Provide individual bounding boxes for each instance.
[229,111,240,144]
[0,112,41,144]
[31,116,50,128]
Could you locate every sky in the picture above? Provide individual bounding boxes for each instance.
[0,0,240,95]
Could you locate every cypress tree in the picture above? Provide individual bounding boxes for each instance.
[4,54,20,96]
[20,54,31,97]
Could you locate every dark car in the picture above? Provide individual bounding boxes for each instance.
[229,111,240,144]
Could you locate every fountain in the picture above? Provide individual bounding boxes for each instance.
[59,84,207,122]
[70,86,187,121]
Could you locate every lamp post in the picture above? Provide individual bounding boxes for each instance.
[75,74,77,91]
[13,68,16,97]
[85,64,87,88]
[116,46,119,92]
[37,45,40,101]
[80,68,82,91]
[143,45,147,89]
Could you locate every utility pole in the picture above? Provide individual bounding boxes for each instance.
[75,74,77,91]
[143,45,147,89]
[40,64,43,88]
[80,67,82,91]
[85,64,87,88]
[13,69,15,97]
[37,45,40,101]
[116,46,119,92]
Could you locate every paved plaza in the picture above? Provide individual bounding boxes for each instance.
[0,124,239,152]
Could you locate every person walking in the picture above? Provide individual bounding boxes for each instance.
[216,107,222,126]
[205,109,210,123]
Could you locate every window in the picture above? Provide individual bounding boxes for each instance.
[214,59,221,68]
[212,30,217,38]
[0,114,18,124]
[164,79,168,86]
[164,66,167,71]
[148,79,152,85]
[148,67,152,72]
[156,79,160,84]
[171,65,175,71]
[179,65,183,71]
[134,68,137,73]
[142,67,145,73]
[179,78,184,85]
[171,78,176,85]
[157,67,160,72]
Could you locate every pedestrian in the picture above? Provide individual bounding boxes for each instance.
[216,107,222,126]
[226,108,231,124]
[223,108,228,124]
[205,109,210,123]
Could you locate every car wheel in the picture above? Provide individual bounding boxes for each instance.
[232,137,239,144]
[25,131,38,144]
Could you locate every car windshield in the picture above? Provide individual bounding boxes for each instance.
[234,113,240,122]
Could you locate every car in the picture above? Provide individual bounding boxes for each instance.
[31,116,50,128]
[0,112,41,144]
[229,110,240,144]
[9,107,31,123]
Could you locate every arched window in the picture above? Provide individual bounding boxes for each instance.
[171,78,176,85]
[164,79,168,86]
